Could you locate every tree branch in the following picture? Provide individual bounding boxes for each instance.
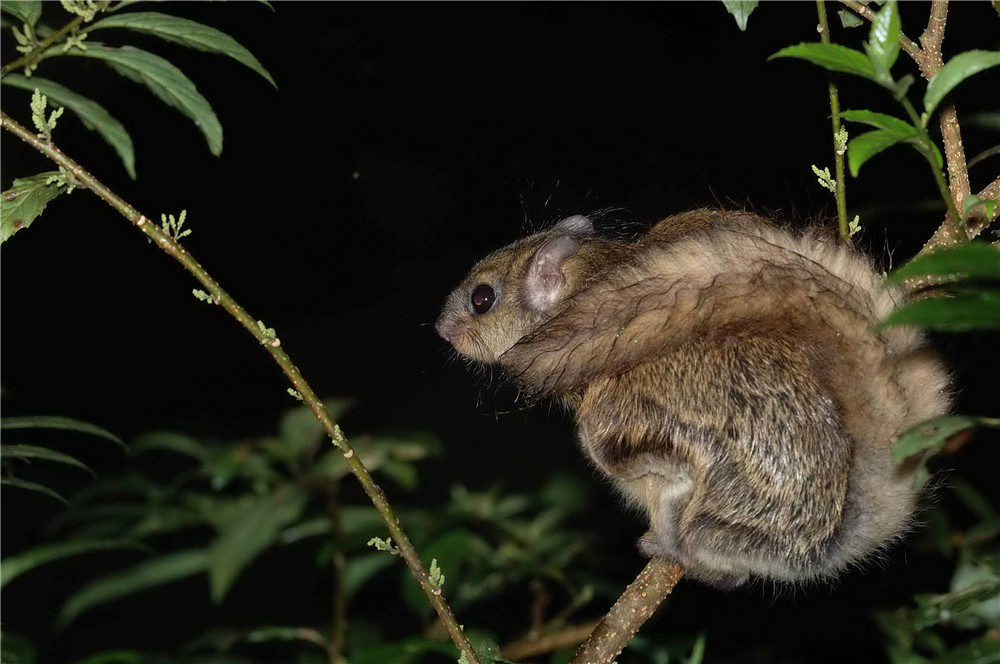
[839,0,985,254]
[502,620,602,662]
[569,558,684,664]
[0,110,479,664]
[837,0,922,61]
[1,1,112,77]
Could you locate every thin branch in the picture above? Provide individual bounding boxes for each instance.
[328,483,347,664]
[816,0,851,241]
[569,558,684,664]
[0,1,112,77]
[838,0,922,62]
[839,0,981,254]
[0,110,479,664]
[502,620,601,662]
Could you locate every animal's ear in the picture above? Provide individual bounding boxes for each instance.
[553,215,594,236]
[524,234,581,312]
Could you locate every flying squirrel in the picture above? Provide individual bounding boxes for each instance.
[436,209,951,588]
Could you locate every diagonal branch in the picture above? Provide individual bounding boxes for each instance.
[838,0,922,61]
[569,558,684,664]
[0,110,479,664]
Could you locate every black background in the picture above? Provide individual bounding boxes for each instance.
[2,3,999,663]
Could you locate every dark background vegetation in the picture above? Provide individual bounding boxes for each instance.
[2,3,998,663]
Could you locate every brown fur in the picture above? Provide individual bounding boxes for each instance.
[436,209,951,587]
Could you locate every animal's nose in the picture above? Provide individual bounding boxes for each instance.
[435,317,456,343]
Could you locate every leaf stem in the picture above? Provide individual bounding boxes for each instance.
[816,0,850,241]
[0,1,112,78]
[0,110,479,664]
[897,97,964,235]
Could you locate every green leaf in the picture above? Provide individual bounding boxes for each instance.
[0,632,35,664]
[0,172,64,243]
[924,51,1000,121]
[273,398,355,460]
[2,415,126,450]
[721,0,758,31]
[401,530,475,616]
[770,43,875,80]
[66,45,223,155]
[342,552,398,601]
[87,12,276,88]
[838,8,864,28]
[889,242,1000,283]
[1,476,67,503]
[968,144,1000,170]
[207,486,308,602]
[961,195,999,221]
[58,549,207,626]
[893,415,979,463]
[848,129,905,177]
[1,1,41,27]
[880,290,1000,331]
[913,579,1000,629]
[863,0,901,80]
[964,112,1000,132]
[931,637,1000,664]
[840,109,916,137]
[1,538,147,588]
[132,431,207,460]
[2,74,136,179]
[1,443,95,475]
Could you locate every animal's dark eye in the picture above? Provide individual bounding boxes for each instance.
[470,284,497,314]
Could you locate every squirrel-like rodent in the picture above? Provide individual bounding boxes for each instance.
[436,209,951,588]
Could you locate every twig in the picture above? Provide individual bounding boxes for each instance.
[919,2,973,243]
[839,0,984,254]
[569,558,684,664]
[0,110,479,664]
[837,0,921,61]
[328,483,347,664]
[816,0,851,241]
[0,1,112,77]
[502,620,602,662]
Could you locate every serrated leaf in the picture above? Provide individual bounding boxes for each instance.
[342,552,397,601]
[2,415,126,450]
[2,74,135,179]
[58,549,207,626]
[864,0,901,80]
[924,51,1000,121]
[961,195,999,221]
[893,415,979,463]
[889,242,1000,283]
[87,12,276,88]
[66,44,222,155]
[1,476,67,503]
[1,538,147,588]
[207,486,308,602]
[838,9,864,28]
[879,291,1000,331]
[1,444,95,475]
[721,0,758,31]
[0,172,64,243]
[1,1,41,27]
[770,43,875,80]
[848,129,905,177]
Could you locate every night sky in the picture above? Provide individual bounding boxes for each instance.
[2,3,998,662]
